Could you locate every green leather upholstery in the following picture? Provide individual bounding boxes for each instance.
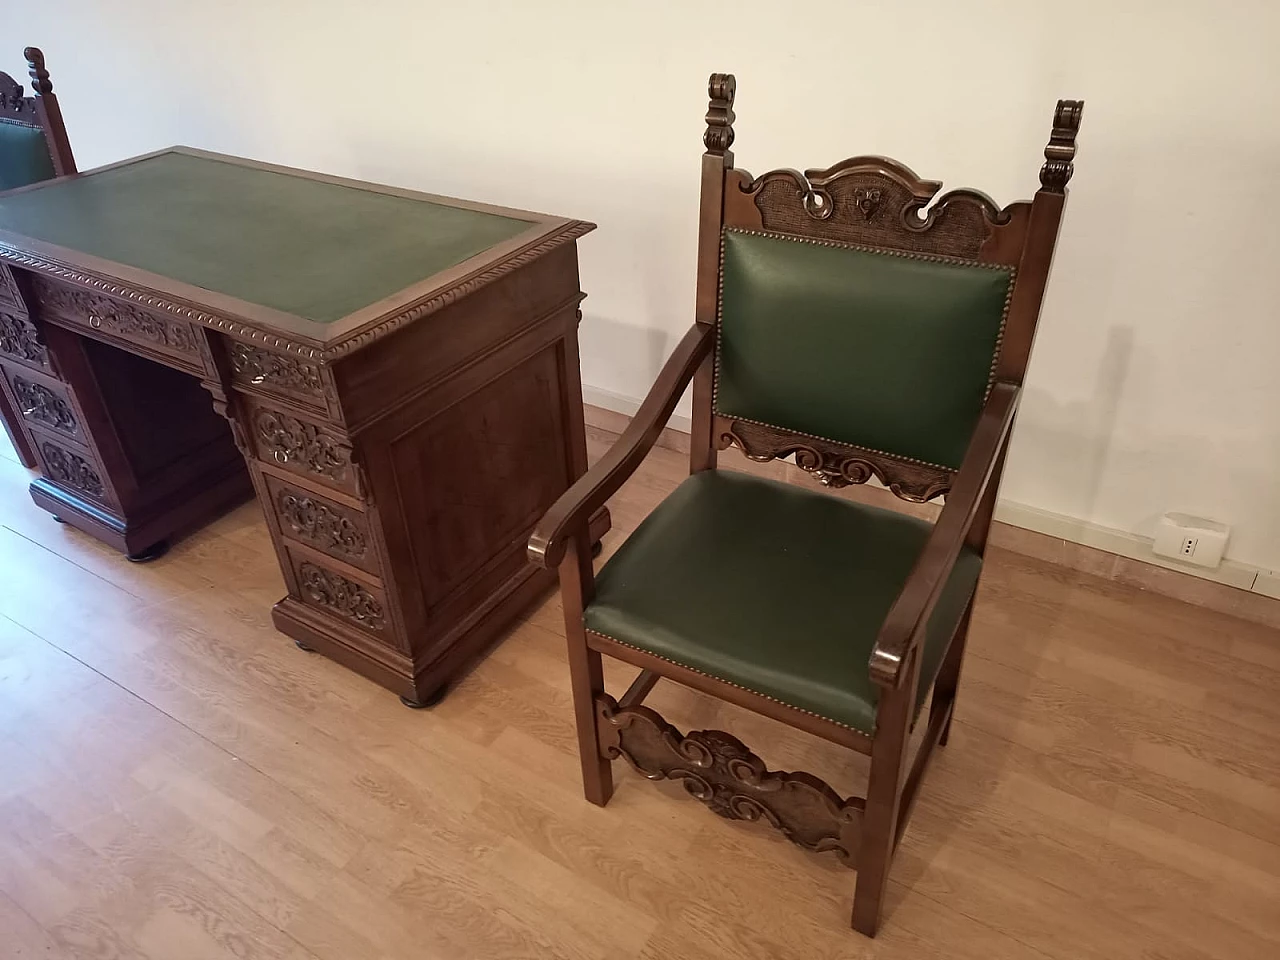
[0,120,56,191]
[584,470,982,734]
[0,150,532,323]
[716,229,1013,469]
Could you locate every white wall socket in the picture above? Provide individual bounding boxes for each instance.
[1152,513,1230,569]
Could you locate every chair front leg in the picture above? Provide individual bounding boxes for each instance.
[852,651,917,937]
[560,531,614,806]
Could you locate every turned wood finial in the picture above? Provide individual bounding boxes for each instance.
[24,47,52,96]
[704,72,736,155]
[1040,99,1083,192]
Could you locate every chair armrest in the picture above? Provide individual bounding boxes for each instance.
[868,381,1021,688]
[527,324,714,569]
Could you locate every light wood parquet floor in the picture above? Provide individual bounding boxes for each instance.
[1,426,1278,960]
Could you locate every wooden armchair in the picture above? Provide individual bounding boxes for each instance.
[0,47,75,467]
[529,74,1081,936]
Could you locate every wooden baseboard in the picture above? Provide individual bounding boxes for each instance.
[582,401,1280,632]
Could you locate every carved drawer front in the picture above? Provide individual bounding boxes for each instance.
[30,276,207,375]
[0,307,50,372]
[265,474,379,575]
[1,365,81,441]
[34,436,115,508]
[286,550,397,647]
[226,340,329,414]
[249,402,359,496]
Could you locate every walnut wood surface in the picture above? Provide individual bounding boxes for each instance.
[868,381,1020,688]
[534,73,1083,938]
[598,694,864,862]
[1,154,600,703]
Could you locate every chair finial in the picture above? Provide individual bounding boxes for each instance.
[24,47,52,96]
[1040,99,1083,192]
[704,73,736,155]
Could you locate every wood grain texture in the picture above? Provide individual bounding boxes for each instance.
[1,423,1278,958]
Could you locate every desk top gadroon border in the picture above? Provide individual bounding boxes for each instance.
[0,147,595,362]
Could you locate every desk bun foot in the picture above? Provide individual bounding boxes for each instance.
[126,540,169,563]
[294,639,317,652]
[400,684,448,709]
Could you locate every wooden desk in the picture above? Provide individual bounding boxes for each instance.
[0,147,604,705]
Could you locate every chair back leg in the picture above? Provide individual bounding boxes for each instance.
[560,533,614,806]
[931,601,974,747]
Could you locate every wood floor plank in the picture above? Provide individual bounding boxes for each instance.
[1,432,1277,958]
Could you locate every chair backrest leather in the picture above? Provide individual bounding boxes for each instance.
[715,228,1013,470]
[0,119,56,191]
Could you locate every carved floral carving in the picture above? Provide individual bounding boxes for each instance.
[597,696,862,864]
[1040,99,1084,192]
[230,342,323,396]
[738,157,1010,258]
[36,281,200,358]
[276,490,367,560]
[298,562,384,631]
[718,418,952,503]
[13,376,76,435]
[40,441,104,498]
[0,311,48,367]
[254,410,350,483]
[704,73,737,155]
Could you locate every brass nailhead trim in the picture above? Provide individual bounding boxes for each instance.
[586,626,874,739]
[713,227,1017,473]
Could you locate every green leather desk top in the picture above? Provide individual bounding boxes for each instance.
[0,150,534,324]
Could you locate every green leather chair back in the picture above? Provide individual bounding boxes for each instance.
[0,119,56,191]
[715,228,1014,470]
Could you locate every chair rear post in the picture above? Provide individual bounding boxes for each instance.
[993,100,1082,387]
[24,47,75,177]
[689,73,735,474]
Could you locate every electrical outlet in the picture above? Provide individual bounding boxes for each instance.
[1153,514,1229,569]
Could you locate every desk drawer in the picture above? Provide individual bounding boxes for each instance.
[1,364,82,442]
[226,340,329,415]
[30,277,207,374]
[288,551,396,645]
[0,306,50,372]
[265,474,379,575]
[34,434,116,509]
[247,401,359,496]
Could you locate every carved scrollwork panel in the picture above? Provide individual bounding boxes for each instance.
[39,441,106,501]
[12,375,77,436]
[297,561,385,632]
[0,310,49,368]
[229,341,325,402]
[597,696,862,865]
[253,409,353,489]
[718,417,952,503]
[275,487,370,565]
[731,157,1018,262]
[33,279,202,365]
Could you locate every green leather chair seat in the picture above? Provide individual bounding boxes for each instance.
[0,120,56,191]
[584,470,982,734]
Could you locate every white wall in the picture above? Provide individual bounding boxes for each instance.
[8,0,1280,569]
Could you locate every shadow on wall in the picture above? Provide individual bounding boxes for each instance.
[1005,325,1134,526]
